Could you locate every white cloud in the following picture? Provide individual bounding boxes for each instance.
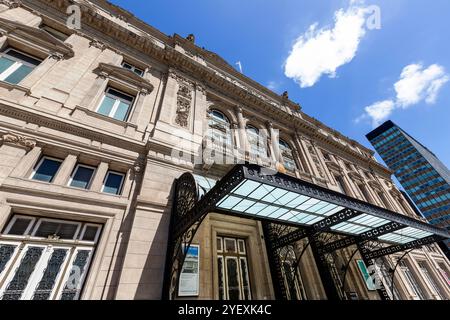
[361,100,395,127]
[357,63,449,127]
[266,81,280,91]
[284,3,370,88]
[394,63,449,107]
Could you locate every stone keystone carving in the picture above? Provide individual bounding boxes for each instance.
[1,132,36,150]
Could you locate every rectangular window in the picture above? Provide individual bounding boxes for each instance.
[216,236,251,300]
[0,48,41,84]
[400,261,426,300]
[96,87,134,121]
[0,215,101,300]
[32,218,81,240]
[31,157,63,183]
[417,261,444,299]
[68,164,96,189]
[102,171,125,195]
[3,215,35,236]
[121,62,144,76]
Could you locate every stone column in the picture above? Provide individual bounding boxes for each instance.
[0,34,7,48]
[53,153,78,185]
[10,144,43,178]
[121,167,136,198]
[267,121,280,162]
[0,133,36,185]
[193,83,207,137]
[128,90,149,124]
[315,147,332,181]
[90,161,109,192]
[235,106,247,150]
[0,200,12,230]
[23,54,63,90]
[79,74,108,110]
[293,133,313,175]
[159,69,179,124]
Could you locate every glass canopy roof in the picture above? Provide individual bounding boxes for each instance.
[193,168,448,246]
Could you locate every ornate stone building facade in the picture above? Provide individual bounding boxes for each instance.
[0,0,448,300]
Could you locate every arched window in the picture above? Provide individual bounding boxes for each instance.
[246,125,267,158]
[279,139,297,172]
[208,109,232,148]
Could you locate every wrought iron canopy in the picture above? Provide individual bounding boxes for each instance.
[180,164,449,248]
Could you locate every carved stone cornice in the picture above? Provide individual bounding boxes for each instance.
[0,17,74,59]
[0,132,36,150]
[0,102,145,154]
[19,0,391,177]
[93,62,154,93]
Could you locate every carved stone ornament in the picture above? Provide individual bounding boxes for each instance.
[175,83,192,128]
[0,0,21,8]
[1,132,36,150]
[49,51,64,60]
[89,39,106,50]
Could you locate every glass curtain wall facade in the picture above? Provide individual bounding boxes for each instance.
[367,121,450,256]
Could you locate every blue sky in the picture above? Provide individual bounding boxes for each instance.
[110,0,450,168]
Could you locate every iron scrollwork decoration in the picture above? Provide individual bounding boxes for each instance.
[164,172,203,299]
[1,246,44,300]
[32,248,68,300]
[60,250,91,300]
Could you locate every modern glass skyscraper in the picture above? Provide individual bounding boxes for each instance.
[367,120,450,255]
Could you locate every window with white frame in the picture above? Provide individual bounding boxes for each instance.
[31,156,63,183]
[0,48,41,85]
[399,261,426,300]
[437,262,450,287]
[102,170,125,195]
[68,164,96,189]
[121,61,144,77]
[0,215,102,300]
[207,109,232,151]
[246,125,267,158]
[216,236,251,300]
[418,261,445,299]
[279,139,297,172]
[96,87,135,122]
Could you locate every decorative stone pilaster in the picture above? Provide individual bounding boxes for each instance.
[90,162,109,192]
[52,154,78,185]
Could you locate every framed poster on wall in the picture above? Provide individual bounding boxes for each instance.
[178,244,200,297]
